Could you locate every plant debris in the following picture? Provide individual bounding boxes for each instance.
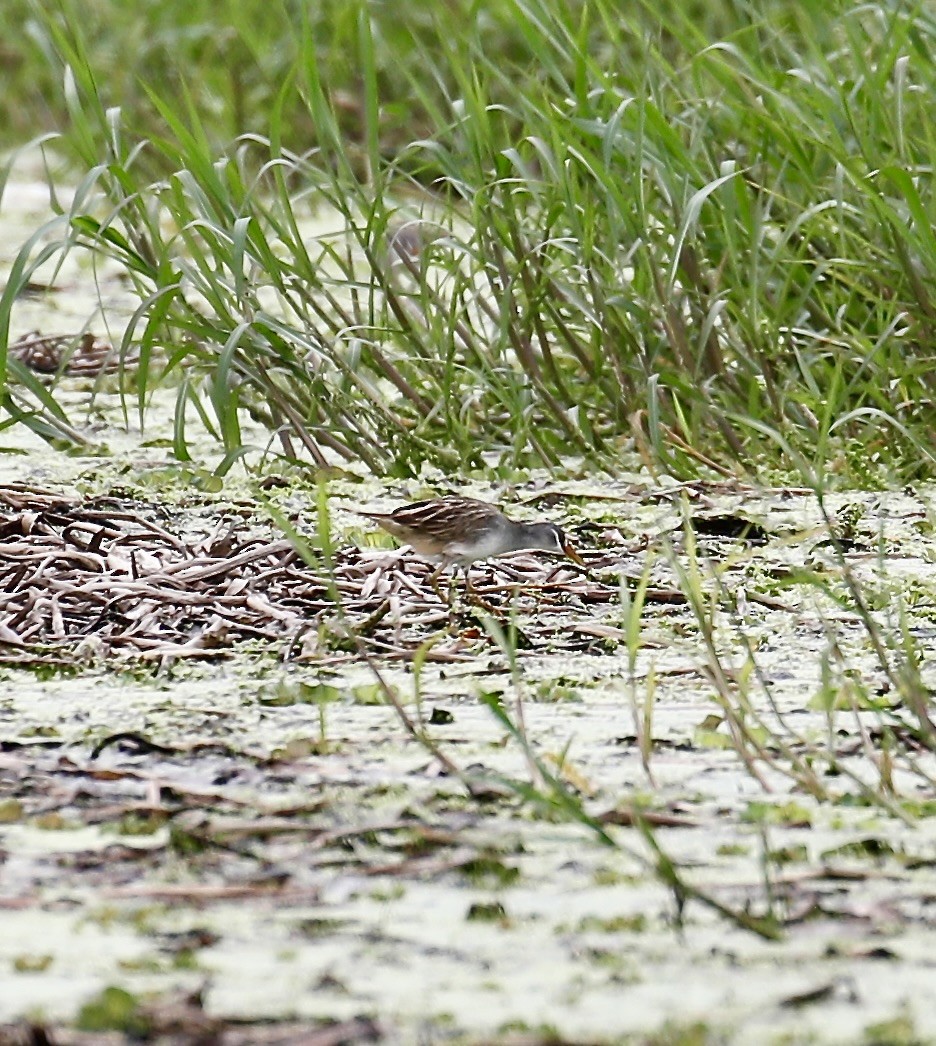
[7,331,129,377]
[0,485,645,664]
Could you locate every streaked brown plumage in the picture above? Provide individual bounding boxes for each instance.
[359,495,583,569]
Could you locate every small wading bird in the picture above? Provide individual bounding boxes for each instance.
[359,495,584,602]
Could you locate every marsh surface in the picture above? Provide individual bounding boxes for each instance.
[3,162,936,1046]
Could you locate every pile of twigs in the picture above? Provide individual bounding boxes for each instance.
[0,485,625,664]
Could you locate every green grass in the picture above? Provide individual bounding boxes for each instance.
[4,0,936,483]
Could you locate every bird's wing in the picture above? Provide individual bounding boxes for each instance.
[378,497,501,541]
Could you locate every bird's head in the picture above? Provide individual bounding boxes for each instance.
[524,522,584,564]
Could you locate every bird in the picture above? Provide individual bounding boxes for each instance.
[358,495,583,600]
[385,218,445,275]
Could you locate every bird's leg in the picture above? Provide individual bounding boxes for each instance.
[462,565,473,598]
[426,562,448,604]
[462,564,502,614]
[441,564,470,617]
[426,559,462,612]
[441,564,461,623]
[451,567,464,608]
[426,561,496,615]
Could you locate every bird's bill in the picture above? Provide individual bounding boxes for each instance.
[562,538,585,565]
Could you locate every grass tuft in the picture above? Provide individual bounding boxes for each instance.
[3,0,936,482]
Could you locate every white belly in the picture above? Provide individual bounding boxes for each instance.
[444,530,512,564]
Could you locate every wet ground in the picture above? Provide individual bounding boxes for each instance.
[3,153,936,1045]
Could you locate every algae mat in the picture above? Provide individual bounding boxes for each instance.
[2,471,936,1045]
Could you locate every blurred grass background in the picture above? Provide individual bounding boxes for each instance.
[2,0,935,484]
